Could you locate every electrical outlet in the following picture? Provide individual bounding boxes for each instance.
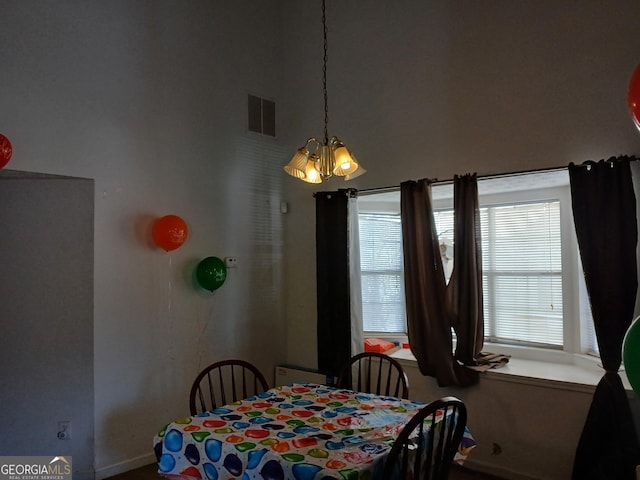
[224,257,238,268]
[58,420,71,440]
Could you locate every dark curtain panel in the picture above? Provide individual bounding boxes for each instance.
[448,174,485,365]
[569,156,640,480]
[400,179,478,387]
[316,189,353,377]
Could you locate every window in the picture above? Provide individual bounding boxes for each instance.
[357,170,596,355]
[480,200,563,347]
[359,213,406,333]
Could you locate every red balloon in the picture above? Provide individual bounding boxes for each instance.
[628,64,640,133]
[0,134,12,169]
[152,215,188,251]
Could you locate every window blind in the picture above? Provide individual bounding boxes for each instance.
[480,201,563,346]
[434,200,563,347]
[360,199,565,348]
[358,213,406,333]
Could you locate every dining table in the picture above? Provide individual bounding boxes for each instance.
[153,382,476,480]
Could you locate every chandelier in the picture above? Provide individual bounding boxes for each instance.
[284,0,366,184]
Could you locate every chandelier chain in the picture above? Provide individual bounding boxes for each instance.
[322,0,329,144]
[282,0,365,183]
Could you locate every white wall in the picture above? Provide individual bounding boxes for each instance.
[0,1,286,477]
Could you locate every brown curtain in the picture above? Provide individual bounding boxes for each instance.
[448,174,485,365]
[569,156,640,479]
[315,189,354,377]
[400,178,478,386]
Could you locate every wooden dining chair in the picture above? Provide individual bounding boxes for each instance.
[383,396,468,480]
[189,359,269,415]
[336,352,409,399]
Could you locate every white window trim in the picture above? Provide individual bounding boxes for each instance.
[388,344,639,396]
[358,172,598,365]
[467,184,589,356]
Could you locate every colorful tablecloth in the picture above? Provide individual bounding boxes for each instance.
[153,383,476,480]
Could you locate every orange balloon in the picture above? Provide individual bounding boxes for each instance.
[628,64,640,133]
[152,215,188,251]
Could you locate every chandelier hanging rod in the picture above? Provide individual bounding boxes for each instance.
[283,0,366,184]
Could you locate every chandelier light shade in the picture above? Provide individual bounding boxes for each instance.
[284,0,365,184]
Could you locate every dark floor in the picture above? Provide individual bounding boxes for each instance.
[104,463,162,480]
[105,462,505,479]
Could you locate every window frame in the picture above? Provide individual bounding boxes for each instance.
[356,174,596,359]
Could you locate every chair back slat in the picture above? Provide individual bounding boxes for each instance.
[375,356,384,394]
[189,359,269,415]
[230,365,238,402]
[337,352,409,399]
[217,368,226,406]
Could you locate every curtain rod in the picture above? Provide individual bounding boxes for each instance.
[358,165,570,194]
[359,156,640,194]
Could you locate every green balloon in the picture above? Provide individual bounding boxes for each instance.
[196,256,227,291]
[623,316,640,396]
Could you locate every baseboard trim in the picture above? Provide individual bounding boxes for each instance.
[462,458,542,480]
[94,453,157,480]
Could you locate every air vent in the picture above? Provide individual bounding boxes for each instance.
[248,94,276,137]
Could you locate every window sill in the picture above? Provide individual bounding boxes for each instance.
[388,346,635,397]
